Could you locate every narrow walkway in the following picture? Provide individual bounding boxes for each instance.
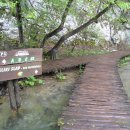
[42,55,95,73]
[60,51,130,130]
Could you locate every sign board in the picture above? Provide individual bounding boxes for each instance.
[0,48,43,81]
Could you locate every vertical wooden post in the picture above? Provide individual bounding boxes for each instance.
[7,80,21,111]
[14,80,21,109]
[7,81,17,110]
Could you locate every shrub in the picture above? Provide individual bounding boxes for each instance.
[18,76,45,87]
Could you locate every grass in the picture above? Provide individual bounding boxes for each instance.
[61,49,108,57]
[118,55,130,67]
[55,71,66,81]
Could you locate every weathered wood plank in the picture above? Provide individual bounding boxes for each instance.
[59,51,130,130]
[0,48,42,66]
[0,62,42,81]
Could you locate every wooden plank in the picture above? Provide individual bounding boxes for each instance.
[0,48,42,66]
[0,62,42,81]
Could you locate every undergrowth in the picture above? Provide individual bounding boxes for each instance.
[62,49,108,57]
[118,56,130,67]
[78,64,85,74]
[18,76,45,87]
[55,70,66,81]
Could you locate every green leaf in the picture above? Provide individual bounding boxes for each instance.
[109,0,115,4]
[28,76,37,82]
[25,11,36,19]
[38,79,45,84]
[25,80,29,85]
[117,1,130,10]
[29,81,35,86]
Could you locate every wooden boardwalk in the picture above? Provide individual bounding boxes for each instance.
[42,55,95,73]
[58,51,130,130]
[42,51,130,129]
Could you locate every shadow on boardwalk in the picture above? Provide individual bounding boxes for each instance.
[43,51,130,130]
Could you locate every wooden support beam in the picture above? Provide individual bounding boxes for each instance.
[7,80,21,111]
[14,80,21,109]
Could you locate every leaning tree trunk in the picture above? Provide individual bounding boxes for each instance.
[16,0,24,44]
[40,0,74,48]
[47,2,115,56]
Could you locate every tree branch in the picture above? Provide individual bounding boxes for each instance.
[40,0,73,48]
[28,0,41,16]
[16,0,24,44]
[97,0,102,13]
[47,3,114,54]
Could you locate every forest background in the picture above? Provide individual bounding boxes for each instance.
[0,0,130,58]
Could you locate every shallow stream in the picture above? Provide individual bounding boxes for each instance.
[0,70,79,130]
[1,62,130,130]
[119,62,130,99]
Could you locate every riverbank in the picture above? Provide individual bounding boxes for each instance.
[0,69,79,130]
[119,62,130,99]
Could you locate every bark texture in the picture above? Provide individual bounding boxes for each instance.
[40,0,73,47]
[16,0,24,44]
[47,3,113,55]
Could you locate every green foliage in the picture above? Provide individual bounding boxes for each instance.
[55,71,66,81]
[109,0,116,4]
[118,56,130,67]
[71,40,96,46]
[64,49,108,57]
[0,1,7,7]
[25,11,36,19]
[1,0,130,51]
[117,1,130,11]
[0,0,16,8]
[115,15,127,25]
[57,118,65,128]
[18,76,45,87]
[79,64,85,74]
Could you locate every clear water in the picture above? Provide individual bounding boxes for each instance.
[0,71,77,130]
[119,62,130,99]
[1,63,129,130]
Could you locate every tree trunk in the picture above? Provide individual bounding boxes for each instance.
[47,3,114,55]
[16,0,24,44]
[40,0,73,48]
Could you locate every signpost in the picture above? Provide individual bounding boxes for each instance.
[0,48,42,80]
[0,48,43,111]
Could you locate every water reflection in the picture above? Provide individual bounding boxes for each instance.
[119,62,130,98]
[0,71,77,130]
